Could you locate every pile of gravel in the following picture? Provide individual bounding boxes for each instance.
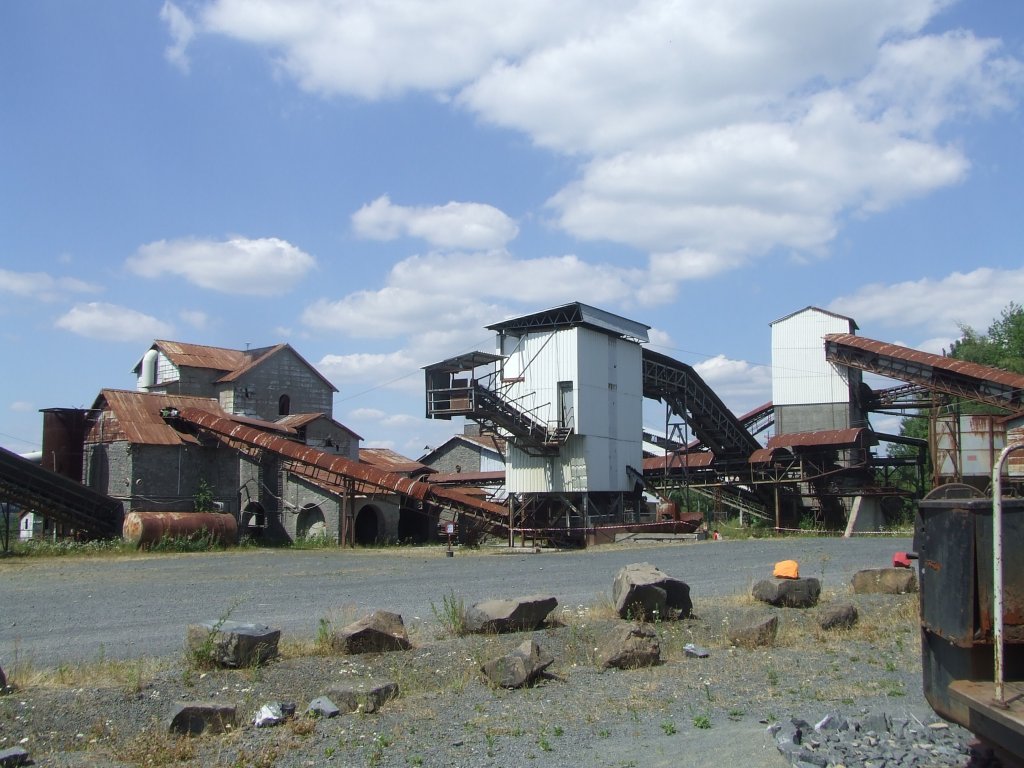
[771,710,978,768]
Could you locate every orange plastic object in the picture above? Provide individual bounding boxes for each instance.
[773,559,800,579]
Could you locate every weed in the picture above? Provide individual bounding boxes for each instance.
[485,729,497,757]
[728,709,745,721]
[409,756,424,766]
[553,725,564,737]
[660,721,677,735]
[537,733,552,752]
[186,599,243,670]
[766,667,779,686]
[692,714,711,729]
[430,590,467,637]
[598,728,611,738]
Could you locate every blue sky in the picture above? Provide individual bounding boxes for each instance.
[2,0,1023,457]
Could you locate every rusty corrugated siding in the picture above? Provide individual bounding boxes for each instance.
[154,340,250,372]
[360,448,435,476]
[766,427,872,450]
[86,390,226,445]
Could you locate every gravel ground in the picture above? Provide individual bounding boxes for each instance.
[0,579,980,767]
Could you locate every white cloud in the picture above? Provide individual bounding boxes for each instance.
[127,236,316,295]
[10,401,34,413]
[160,2,195,73]
[55,303,174,342]
[0,269,101,302]
[694,354,773,412]
[318,350,422,394]
[170,0,1022,274]
[828,267,1024,342]
[352,195,519,250]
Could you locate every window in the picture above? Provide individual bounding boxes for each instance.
[278,394,290,416]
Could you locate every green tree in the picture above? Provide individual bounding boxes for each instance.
[948,302,1024,373]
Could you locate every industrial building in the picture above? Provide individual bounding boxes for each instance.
[4,302,1024,548]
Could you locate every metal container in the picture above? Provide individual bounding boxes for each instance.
[915,485,1024,723]
[123,511,237,547]
[40,408,89,481]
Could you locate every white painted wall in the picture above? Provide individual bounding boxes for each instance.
[771,308,855,406]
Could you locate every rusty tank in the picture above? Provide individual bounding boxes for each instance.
[123,511,238,548]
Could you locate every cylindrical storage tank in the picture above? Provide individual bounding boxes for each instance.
[123,512,238,548]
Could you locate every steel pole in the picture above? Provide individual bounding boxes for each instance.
[992,440,1024,705]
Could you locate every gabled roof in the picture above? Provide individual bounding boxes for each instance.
[135,340,338,393]
[135,341,249,374]
[218,344,338,392]
[87,389,226,446]
[277,412,362,441]
[420,433,506,464]
[359,448,435,477]
[88,390,303,446]
[770,306,858,330]
[487,302,650,343]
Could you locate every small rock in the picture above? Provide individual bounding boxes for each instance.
[325,681,399,713]
[851,568,918,594]
[0,747,30,768]
[167,701,237,735]
[331,611,412,654]
[818,603,859,630]
[727,615,778,647]
[185,620,280,668]
[254,702,285,728]
[480,639,553,688]
[596,623,660,669]
[752,577,821,608]
[306,696,341,719]
[464,595,558,634]
[683,642,710,658]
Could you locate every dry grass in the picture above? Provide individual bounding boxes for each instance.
[5,650,169,694]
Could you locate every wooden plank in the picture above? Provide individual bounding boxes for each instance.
[949,679,1024,735]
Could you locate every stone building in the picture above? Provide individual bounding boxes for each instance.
[82,340,421,545]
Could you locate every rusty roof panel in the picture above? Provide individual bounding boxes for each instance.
[153,340,250,372]
[360,448,435,476]
[87,390,225,445]
[766,427,873,450]
[825,334,1024,390]
[642,452,715,472]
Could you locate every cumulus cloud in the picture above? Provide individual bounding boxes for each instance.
[828,267,1024,346]
[10,401,34,413]
[166,0,1022,281]
[352,195,519,250]
[127,236,316,295]
[179,309,210,329]
[0,269,101,302]
[694,354,773,413]
[55,303,174,342]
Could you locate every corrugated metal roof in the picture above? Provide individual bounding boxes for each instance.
[427,470,505,485]
[148,340,250,372]
[87,389,226,445]
[642,452,715,471]
[359,448,435,477]
[277,413,363,440]
[825,333,1024,391]
[765,427,874,450]
[487,302,650,343]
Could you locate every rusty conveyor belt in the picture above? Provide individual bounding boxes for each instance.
[176,408,509,536]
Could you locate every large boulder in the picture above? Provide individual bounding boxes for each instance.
[612,563,692,620]
[331,611,411,654]
[480,639,554,689]
[752,577,821,608]
[727,615,778,648]
[185,620,280,668]
[166,702,237,735]
[596,623,661,669]
[0,663,6,693]
[324,681,399,714]
[464,595,558,634]
[852,567,918,594]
